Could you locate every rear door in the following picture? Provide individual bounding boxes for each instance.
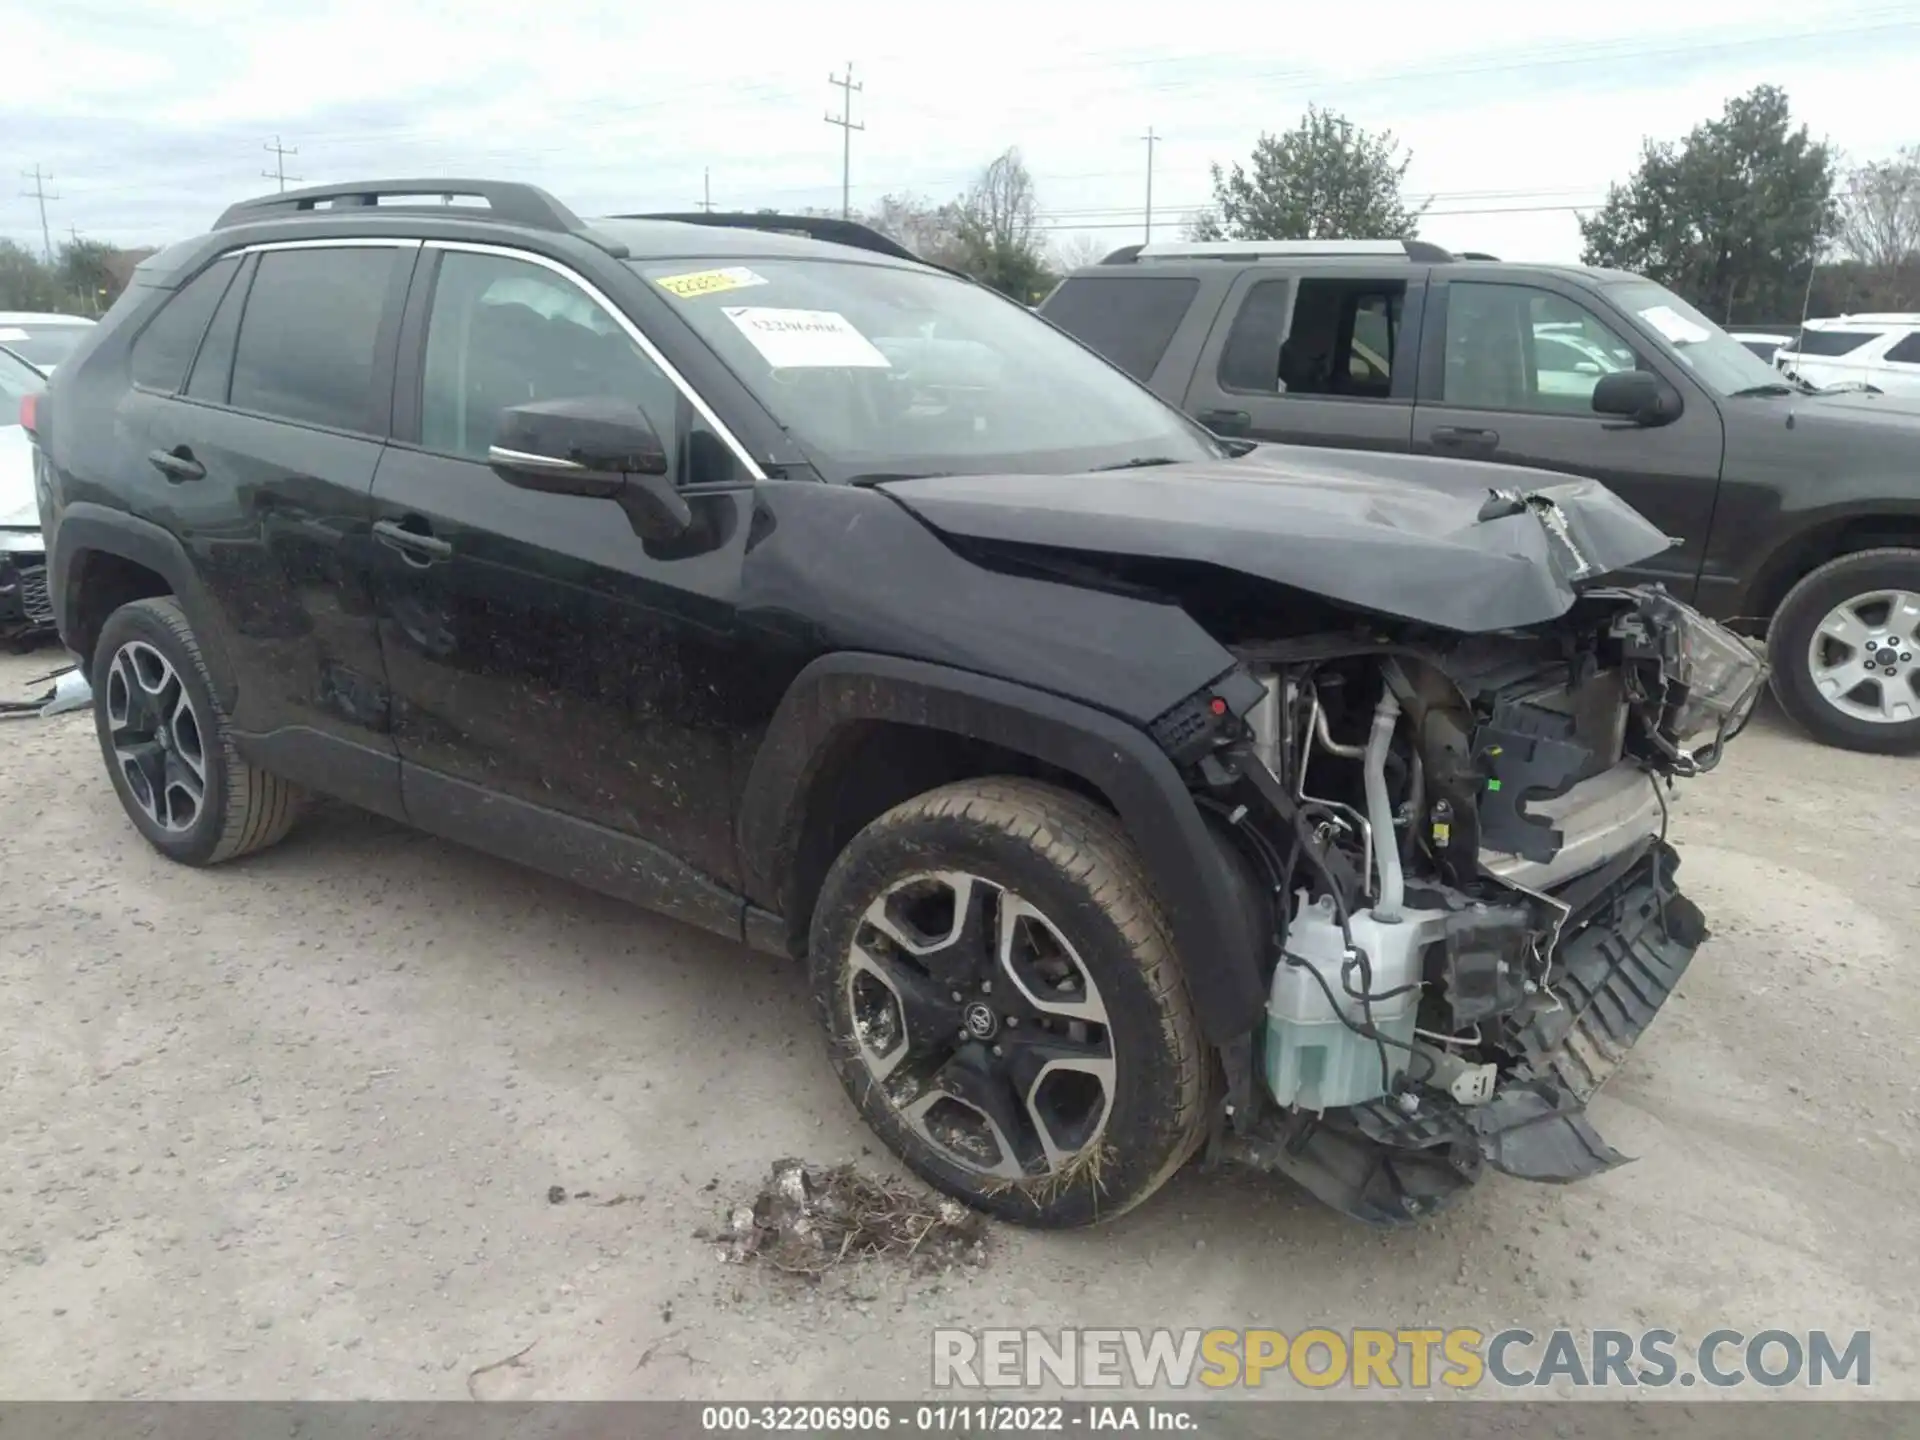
[137,239,414,816]
[1410,272,1724,598]
[1180,263,1423,452]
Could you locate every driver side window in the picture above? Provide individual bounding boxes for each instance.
[1444,282,1640,414]
[420,252,683,466]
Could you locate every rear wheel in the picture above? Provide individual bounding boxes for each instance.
[809,778,1211,1228]
[91,597,306,865]
[1769,548,1920,754]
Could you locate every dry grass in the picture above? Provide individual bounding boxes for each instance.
[706,1159,988,1280]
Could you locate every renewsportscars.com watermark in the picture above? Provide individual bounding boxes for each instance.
[932,1328,1872,1392]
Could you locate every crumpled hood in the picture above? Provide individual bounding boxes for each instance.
[877,445,1675,633]
[0,425,39,530]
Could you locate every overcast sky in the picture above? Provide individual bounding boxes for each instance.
[7,0,1918,265]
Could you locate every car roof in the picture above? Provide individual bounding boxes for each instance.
[588,217,909,266]
[1801,315,1920,331]
[0,312,95,326]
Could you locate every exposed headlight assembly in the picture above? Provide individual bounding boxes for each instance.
[1614,589,1767,773]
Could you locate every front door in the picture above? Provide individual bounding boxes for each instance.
[1411,275,1726,598]
[367,243,758,924]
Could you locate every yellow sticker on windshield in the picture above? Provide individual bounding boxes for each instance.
[655,266,768,300]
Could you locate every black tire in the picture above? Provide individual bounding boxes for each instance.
[1768,547,1920,755]
[91,597,306,865]
[809,778,1212,1229]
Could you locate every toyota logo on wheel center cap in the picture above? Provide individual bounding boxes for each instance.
[962,1002,999,1040]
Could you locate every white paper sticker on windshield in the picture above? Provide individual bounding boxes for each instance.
[1639,304,1711,346]
[0,328,28,343]
[722,307,892,369]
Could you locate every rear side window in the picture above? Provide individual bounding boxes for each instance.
[130,256,240,392]
[229,248,397,431]
[1885,332,1920,364]
[1217,280,1294,392]
[1790,329,1877,357]
[1040,275,1197,381]
[187,256,254,403]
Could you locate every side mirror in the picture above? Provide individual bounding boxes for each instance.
[488,397,691,542]
[1591,370,1681,427]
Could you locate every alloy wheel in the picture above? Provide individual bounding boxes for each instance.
[845,871,1116,1181]
[1806,588,1920,726]
[105,640,208,833]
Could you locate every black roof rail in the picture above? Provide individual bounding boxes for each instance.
[1102,237,1459,264]
[619,211,923,265]
[214,179,585,233]
[1457,250,1501,261]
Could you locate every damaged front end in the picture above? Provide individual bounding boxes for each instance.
[1166,585,1765,1226]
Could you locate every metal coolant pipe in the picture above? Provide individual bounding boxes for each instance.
[1364,689,1405,921]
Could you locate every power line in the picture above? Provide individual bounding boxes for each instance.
[824,63,865,221]
[20,165,59,264]
[262,135,301,193]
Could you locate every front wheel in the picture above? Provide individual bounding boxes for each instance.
[809,778,1211,1229]
[1768,548,1920,754]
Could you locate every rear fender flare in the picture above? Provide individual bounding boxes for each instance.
[50,502,237,709]
[737,653,1265,1044]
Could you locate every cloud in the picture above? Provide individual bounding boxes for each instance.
[5,0,1916,262]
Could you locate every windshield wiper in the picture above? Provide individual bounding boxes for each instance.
[845,471,951,487]
[1089,456,1184,471]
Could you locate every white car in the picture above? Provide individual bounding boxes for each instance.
[0,344,52,636]
[1728,331,1794,366]
[0,312,96,373]
[1773,315,1920,397]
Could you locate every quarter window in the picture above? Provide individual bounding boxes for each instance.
[1884,332,1920,364]
[229,247,398,431]
[130,255,240,393]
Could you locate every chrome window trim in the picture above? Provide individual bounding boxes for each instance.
[237,237,424,253]
[423,238,765,480]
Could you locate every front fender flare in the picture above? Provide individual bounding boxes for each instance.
[737,652,1264,1044]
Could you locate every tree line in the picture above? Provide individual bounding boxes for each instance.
[0,237,151,315]
[11,91,1914,325]
[1176,87,1918,326]
[857,88,1917,325]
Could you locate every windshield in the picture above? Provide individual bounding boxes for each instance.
[0,346,45,421]
[631,258,1221,478]
[1601,281,1783,396]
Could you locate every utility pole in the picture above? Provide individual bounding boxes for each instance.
[1142,128,1159,243]
[824,63,864,220]
[697,167,714,212]
[262,135,301,193]
[20,166,59,264]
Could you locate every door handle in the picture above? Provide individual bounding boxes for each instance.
[148,446,205,482]
[1197,408,1252,436]
[372,518,453,564]
[1429,425,1500,450]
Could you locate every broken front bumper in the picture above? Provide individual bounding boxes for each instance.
[1226,843,1705,1227]
[0,547,53,637]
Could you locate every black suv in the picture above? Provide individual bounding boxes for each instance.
[1042,238,1920,755]
[27,181,1764,1228]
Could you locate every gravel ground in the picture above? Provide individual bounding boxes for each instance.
[1,644,1916,1401]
